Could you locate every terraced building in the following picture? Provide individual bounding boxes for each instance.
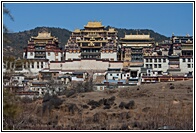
[65,21,118,61]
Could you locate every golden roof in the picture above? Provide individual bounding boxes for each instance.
[108,28,116,33]
[84,21,104,28]
[33,31,54,39]
[74,29,81,33]
[122,34,153,40]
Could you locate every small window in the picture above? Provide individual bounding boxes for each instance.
[146,59,149,62]
[158,59,161,62]
[110,74,112,76]
[183,58,186,62]
[188,58,191,62]
[146,64,149,68]
[187,64,191,68]
[30,52,33,56]
[154,59,157,62]
[158,64,162,68]
[154,64,157,68]
[48,52,50,56]
[163,58,166,62]
[150,59,152,62]
[117,74,119,76]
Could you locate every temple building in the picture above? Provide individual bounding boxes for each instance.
[171,34,193,56]
[23,31,63,61]
[65,21,118,61]
[119,33,155,67]
[22,31,63,73]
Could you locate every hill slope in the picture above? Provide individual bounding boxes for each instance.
[3,26,169,57]
[14,80,193,130]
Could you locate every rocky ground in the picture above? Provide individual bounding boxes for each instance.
[20,79,193,130]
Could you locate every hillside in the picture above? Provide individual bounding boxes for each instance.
[3,26,169,58]
[7,79,193,130]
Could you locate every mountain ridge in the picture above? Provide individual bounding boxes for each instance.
[3,26,170,57]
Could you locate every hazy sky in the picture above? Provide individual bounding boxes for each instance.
[3,2,193,37]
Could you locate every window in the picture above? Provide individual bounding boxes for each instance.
[150,64,152,68]
[154,59,157,62]
[188,58,191,62]
[187,64,191,68]
[146,59,149,62]
[110,74,113,76]
[158,59,161,62]
[146,64,149,68]
[154,64,157,68]
[31,63,34,68]
[48,52,50,56]
[150,59,152,62]
[117,74,119,76]
[163,58,166,62]
[158,64,162,68]
[37,62,39,69]
[192,64,193,68]
[183,58,186,62]
[30,52,33,56]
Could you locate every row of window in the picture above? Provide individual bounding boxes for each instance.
[110,73,129,77]
[30,52,59,56]
[145,58,166,63]
[48,52,59,56]
[24,62,44,69]
[146,64,162,68]
[182,58,193,62]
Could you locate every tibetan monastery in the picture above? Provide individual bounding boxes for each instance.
[119,33,155,67]
[23,31,63,62]
[65,21,118,61]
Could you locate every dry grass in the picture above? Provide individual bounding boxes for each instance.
[19,80,193,130]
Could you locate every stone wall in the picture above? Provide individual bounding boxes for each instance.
[50,59,123,71]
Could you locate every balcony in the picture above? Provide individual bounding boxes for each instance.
[81,52,101,56]
[35,49,46,51]
[35,53,46,57]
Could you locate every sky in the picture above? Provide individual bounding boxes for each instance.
[3,2,194,37]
